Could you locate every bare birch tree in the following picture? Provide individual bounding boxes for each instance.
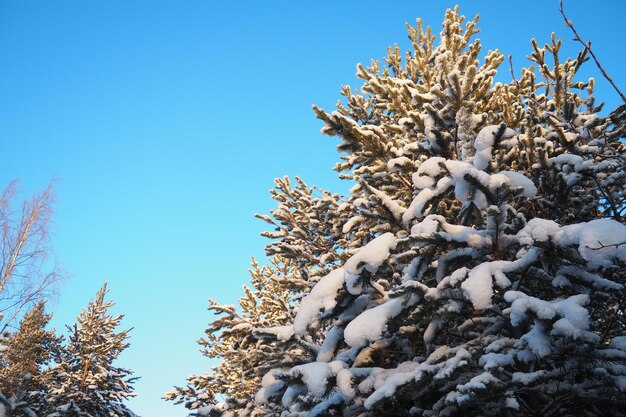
[0,181,63,332]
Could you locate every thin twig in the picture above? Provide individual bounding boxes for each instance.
[591,176,621,221]
[588,240,626,250]
[559,0,626,104]
[508,54,519,86]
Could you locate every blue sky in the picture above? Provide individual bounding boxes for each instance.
[0,1,623,416]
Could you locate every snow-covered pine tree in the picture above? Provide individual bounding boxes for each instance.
[0,302,60,400]
[251,9,626,416]
[167,177,354,416]
[252,7,626,417]
[42,283,137,417]
[175,6,626,417]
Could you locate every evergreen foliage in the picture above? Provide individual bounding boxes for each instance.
[166,176,350,416]
[0,375,39,417]
[42,283,137,417]
[173,6,626,417]
[165,257,301,416]
[0,285,138,417]
[0,302,60,399]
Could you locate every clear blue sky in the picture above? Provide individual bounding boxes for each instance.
[0,1,623,416]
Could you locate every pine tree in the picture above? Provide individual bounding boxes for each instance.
[178,6,626,417]
[260,8,626,417]
[0,302,60,400]
[43,284,137,417]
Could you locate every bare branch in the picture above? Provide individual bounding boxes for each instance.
[0,182,64,329]
[588,240,626,250]
[508,54,519,86]
[559,0,626,104]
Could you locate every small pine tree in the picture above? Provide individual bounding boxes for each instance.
[0,302,60,399]
[43,283,137,417]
